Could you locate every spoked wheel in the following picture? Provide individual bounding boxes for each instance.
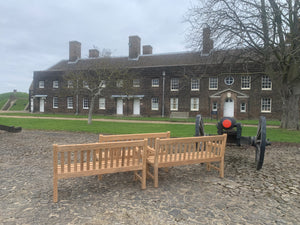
[195,114,205,136]
[255,116,267,170]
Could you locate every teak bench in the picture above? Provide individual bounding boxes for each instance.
[53,139,148,202]
[147,134,227,187]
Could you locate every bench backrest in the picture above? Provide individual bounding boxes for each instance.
[154,134,227,163]
[99,131,171,148]
[53,139,148,178]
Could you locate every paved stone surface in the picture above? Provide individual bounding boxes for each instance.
[0,130,299,224]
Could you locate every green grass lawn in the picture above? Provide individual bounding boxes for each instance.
[9,99,28,111]
[0,117,299,143]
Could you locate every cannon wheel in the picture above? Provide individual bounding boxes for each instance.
[255,116,266,170]
[195,114,205,136]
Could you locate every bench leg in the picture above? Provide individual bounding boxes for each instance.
[220,159,224,178]
[98,175,102,180]
[154,166,159,188]
[206,163,211,171]
[53,177,58,203]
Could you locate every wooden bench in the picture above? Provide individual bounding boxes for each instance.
[53,139,148,202]
[147,134,227,187]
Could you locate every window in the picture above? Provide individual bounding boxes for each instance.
[262,75,272,90]
[67,80,73,88]
[39,81,44,88]
[212,102,218,111]
[261,98,271,112]
[83,81,89,88]
[224,76,234,85]
[116,80,123,88]
[151,97,159,110]
[241,76,251,90]
[209,77,218,90]
[99,98,105,109]
[83,97,89,109]
[170,98,178,111]
[53,80,59,88]
[171,78,179,91]
[67,97,73,109]
[53,97,58,108]
[191,78,200,91]
[100,80,106,88]
[240,102,246,112]
[190,98,199,111]
[152,79,159,87]
[133,79,140,87]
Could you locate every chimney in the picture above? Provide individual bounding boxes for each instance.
[143,45,153,55]
[202,27,214,55]
[69,41,81,62]
[129,35,141,59]
[89,49,99,58]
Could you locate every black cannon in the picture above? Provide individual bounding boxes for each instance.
[0,124,22,133]
[195,115,270,170]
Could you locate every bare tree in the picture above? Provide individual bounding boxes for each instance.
[185,0,300,130]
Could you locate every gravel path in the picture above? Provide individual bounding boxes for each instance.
[0,130,299,225]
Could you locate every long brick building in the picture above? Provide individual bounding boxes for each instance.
[29,29,282,120]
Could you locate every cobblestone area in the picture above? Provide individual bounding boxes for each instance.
[0,130,299,225]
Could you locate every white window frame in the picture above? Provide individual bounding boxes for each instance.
[261,98,272,112]
[224,76,234,85]
[262,75,272,90]
[171,78,179,91]
[241,76,251,90]
[170,98,178,111]
[209,77,218,90]
[212,102,218,111]
[83,81,89,88]
[53,80,59,88]
[191,78,200,91]
[39,81,45,88]
[116,80,123,88]
[67,97,73,109]
[151,97,159,110]
[240,102,246,112]
[100,80,106,88]
[83,97,89,109]
[99,98,105,109]
[53,97,58,108]
[190,97,199,111]
[67,80,73,88]
[152,79,159,87]
[133,79,140,87]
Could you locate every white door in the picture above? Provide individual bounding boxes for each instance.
[117,98,123,115]
[133,98,140,115]
[39,99,44,112]
[223,98,234,117]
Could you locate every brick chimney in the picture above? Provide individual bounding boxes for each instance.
[143,45,153,55]
[202,27,213,55]
[89,49,99,58]
[129,35,141,59]
[69,41,81,62]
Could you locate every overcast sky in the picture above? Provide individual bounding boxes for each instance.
[0,0,197,94]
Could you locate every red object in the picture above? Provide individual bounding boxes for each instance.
[222,119,232,128]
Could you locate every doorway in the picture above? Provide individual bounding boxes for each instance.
[39,99,45,113]
[133,98,140,115]
[223,98,234,117]
[117,98,123,115]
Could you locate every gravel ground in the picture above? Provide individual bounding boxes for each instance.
[0,130,299,225]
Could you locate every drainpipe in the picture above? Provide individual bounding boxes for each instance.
[76,79,79,115]
[162,71,165,117]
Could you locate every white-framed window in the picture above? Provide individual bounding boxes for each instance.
[191,78,200,91]
[151,97,159,110]
[67,80,73,88]
[190,97,199,111]
[53,97,58,108]
[67,97,73,109]
[99,98,105,109]
[209,77,218,90]
[224,76,234,85]
[212,102,218,111]
[152,79,159,87]
[241,76,251,90]
[261,98,271,112]
[39,81,44,88]
[53,80,59,88]
[133,79,140,87]
[116,80,123,88]
[240,102,246,112]
[83,97,89,109]
[83,81,89,88]
[171,78,179,91]
[100,80,106,88]
[170,98,178,111]
[262,75,272,90]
